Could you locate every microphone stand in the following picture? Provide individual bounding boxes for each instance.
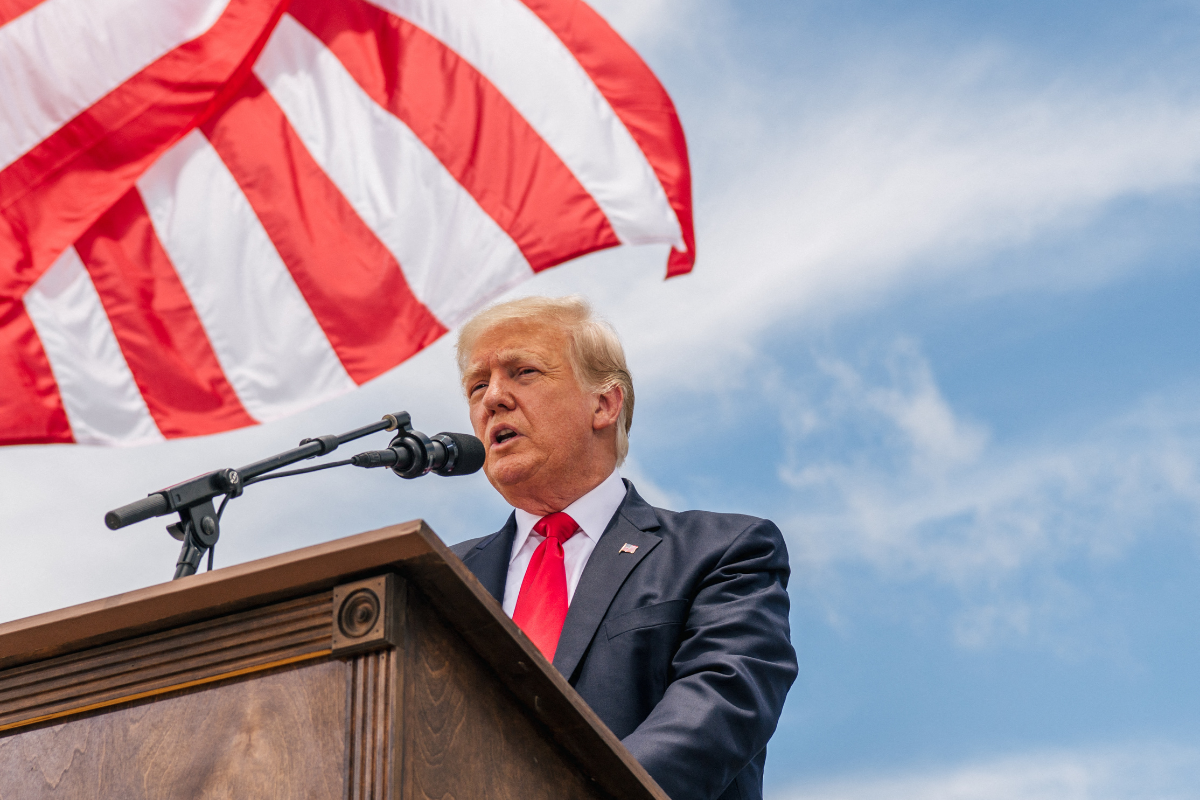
[106,412,416,580]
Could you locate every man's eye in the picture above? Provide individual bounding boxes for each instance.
[469,382,487,395]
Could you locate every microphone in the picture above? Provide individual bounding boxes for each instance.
[352,431,485,479]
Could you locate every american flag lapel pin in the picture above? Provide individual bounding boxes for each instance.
[619,543,638,554]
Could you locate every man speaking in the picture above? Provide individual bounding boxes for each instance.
[450,296,796,800]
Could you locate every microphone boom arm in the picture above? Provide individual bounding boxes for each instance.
[105,412,417,580]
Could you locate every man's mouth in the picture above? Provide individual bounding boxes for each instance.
[492,427,520,446]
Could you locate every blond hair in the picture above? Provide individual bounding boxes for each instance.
[456,295,634,465]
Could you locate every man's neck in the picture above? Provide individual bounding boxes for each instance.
[506,463,617,516]
[512,469,624,539]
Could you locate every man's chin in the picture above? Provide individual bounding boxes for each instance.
[483,455,536,491]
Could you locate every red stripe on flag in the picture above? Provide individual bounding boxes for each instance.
[73,188,258,438]
[0,0,45,27]
[288,0,621,273]
[0,0,290,303]
[516,0,695,277]
[0,299,72,445]
[199,75,447,384]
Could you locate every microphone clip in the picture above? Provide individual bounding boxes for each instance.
[388,417,436,479]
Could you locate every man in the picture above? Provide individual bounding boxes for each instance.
[450,295,796,800]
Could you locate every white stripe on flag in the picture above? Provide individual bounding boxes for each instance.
[137,130,357,423]
[372,0,683,249]
[255,14,532,328]
[23,247,165,446]
[0,0,230,172]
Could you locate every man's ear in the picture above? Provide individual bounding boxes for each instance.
[592,385,624,432]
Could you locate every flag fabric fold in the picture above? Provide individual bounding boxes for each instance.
[0,0,695,446]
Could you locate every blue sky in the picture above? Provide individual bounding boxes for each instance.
[3,1,1200,797]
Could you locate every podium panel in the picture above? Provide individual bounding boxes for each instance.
[2,659,346,798]
[0,522,667,800]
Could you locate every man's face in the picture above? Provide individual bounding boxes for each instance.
[464,319,615,513]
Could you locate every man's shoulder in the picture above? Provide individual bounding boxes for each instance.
[613,480,785,552]
[652,505,766,527]
[448,511,517,563]
[449,534,493,560]
[645,504,779,542]
[631,501,788,572]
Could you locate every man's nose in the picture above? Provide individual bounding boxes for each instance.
[482,374,514,410]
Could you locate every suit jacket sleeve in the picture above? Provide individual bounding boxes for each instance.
[619,518,797,800]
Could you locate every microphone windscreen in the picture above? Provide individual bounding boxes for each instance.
[438,432,486,476]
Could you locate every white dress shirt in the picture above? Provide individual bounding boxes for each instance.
[501,469,626,617]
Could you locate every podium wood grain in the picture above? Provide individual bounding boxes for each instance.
[0,659,346,798]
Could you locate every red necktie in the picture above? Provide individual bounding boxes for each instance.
[512,512,580,660]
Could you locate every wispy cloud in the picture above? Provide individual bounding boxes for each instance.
[535,6,1200,392]
[772,340,1200,648]
[772,743,1200,800]
[587,0,694,49]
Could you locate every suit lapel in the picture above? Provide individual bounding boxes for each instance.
[553,482,662,680]
[458,512,517,603]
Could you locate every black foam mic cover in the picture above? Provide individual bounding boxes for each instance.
[434,432,486,476]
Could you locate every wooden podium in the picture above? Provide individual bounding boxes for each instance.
[0,522,669,799]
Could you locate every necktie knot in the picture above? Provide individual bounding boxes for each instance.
[534,511,579,544]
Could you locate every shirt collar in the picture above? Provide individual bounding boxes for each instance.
[509,470,626,564]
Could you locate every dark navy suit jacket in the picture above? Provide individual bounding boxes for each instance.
[450,481,797,800]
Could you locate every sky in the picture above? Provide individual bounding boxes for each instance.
[3,1,1200,798]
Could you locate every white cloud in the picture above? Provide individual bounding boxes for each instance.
[817,340,989,474]
[772,341,1200,648]
[519,21,1200,395]
[585,0,695,48]
[617,454,684,510]
[773,744,1200,800]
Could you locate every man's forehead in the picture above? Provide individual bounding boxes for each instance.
[467,346,549,370]
[465,321,568,370]
[465,321,564,357]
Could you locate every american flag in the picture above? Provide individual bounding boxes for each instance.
[0,0,694,446]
